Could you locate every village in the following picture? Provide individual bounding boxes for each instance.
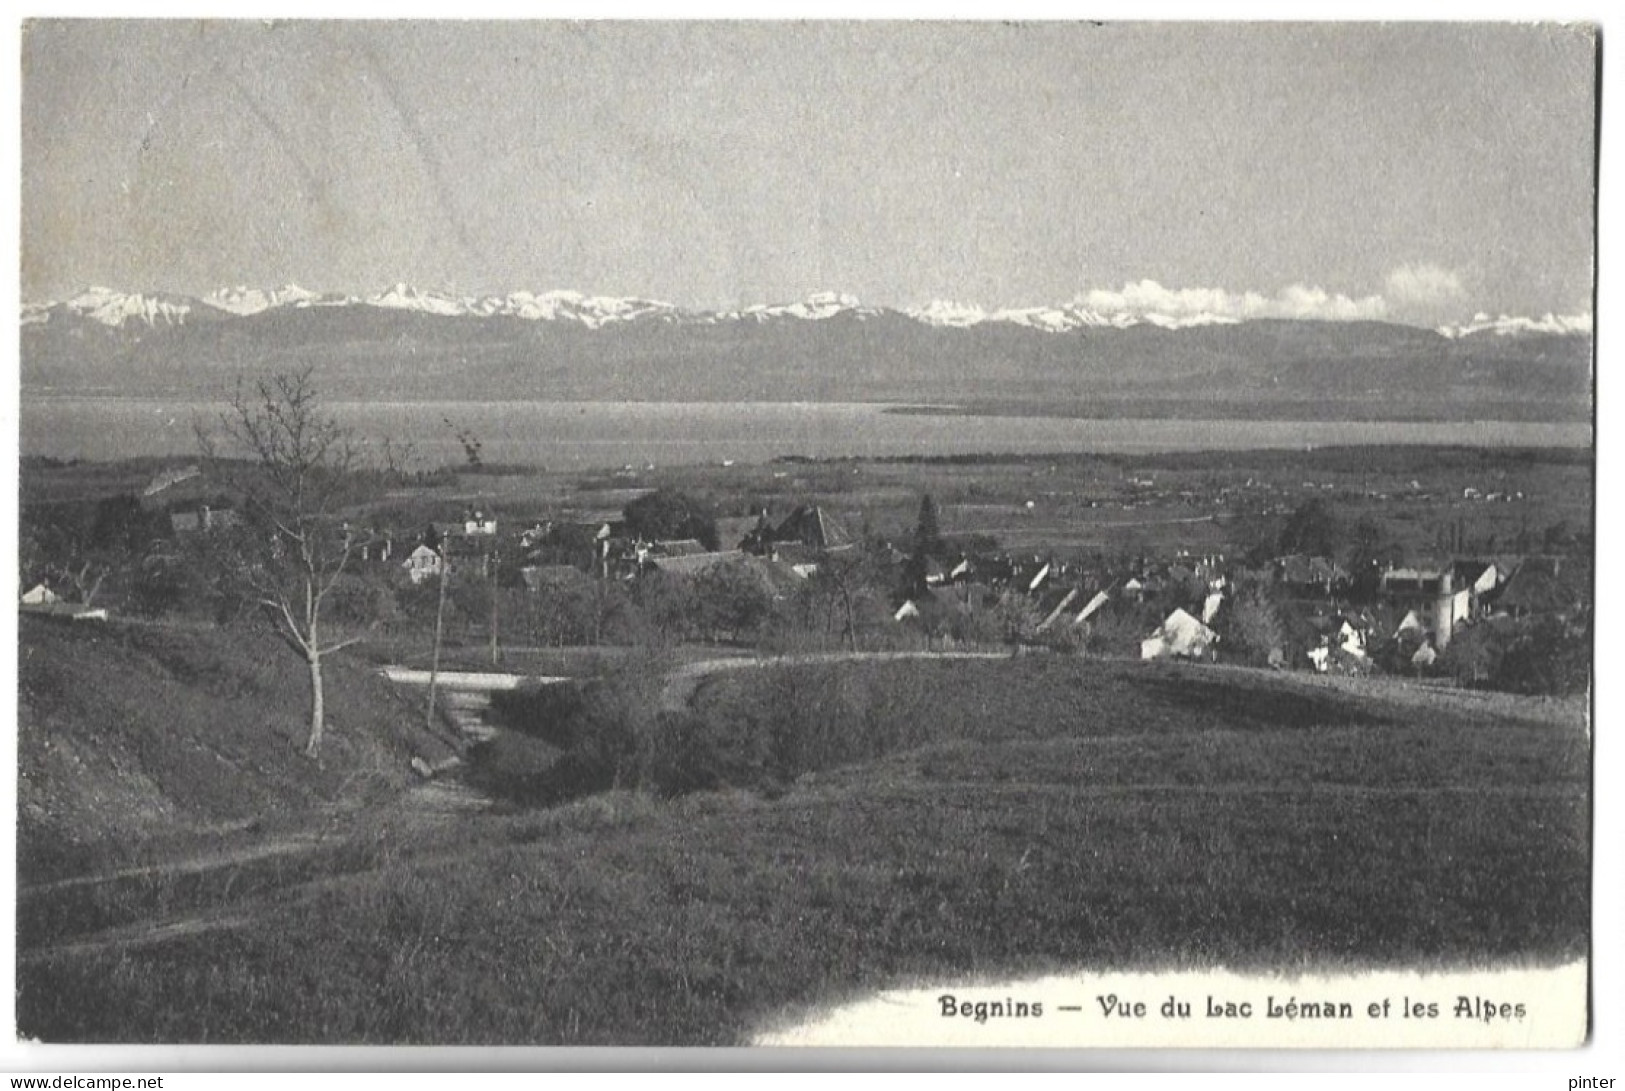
[10,17,1603,1057]
[17,443,1591,698]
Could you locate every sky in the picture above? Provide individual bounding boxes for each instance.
[18,20,1599,324]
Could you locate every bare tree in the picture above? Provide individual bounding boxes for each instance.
[32,517,110,607]
[805,546,885,650]
[380,435,419,480]
[21,502,133,607]
[197,368,368,759]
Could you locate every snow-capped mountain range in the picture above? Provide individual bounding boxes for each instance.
[22,286,204,329]
[910,300,1244,332]
[20,281,1592,419]
[206,284,336,314]
[20,284,1592,339]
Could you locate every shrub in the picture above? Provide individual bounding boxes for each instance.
[622,490,720,551]
[1438,622,1506,688]
[476,652,675,804]
[128,555,188,617]
[690,559,778,644]
[1084,600,1160,657]
[1219,585,1286,667]
[1497,614,1591,697]
[326,573,395,628]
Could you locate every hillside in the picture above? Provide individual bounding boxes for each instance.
[15,654,1589,1044]
[20,291,1594,420]
[15,615,458,875]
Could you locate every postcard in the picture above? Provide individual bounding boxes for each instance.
[10,19,1598,1061]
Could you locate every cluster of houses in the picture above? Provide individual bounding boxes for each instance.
[152,475,1576,680]
[26,464,1585,688]
[20,465,240,621]
[885,543,1584,676]
[398,510,500,584]
[890,550,1227,651]
[1273,555,1580,672]
[390,502,855,598]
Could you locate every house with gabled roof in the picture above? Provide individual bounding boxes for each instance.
[1072,589,1111,627]
[645,550,804,599]
[1140,608,1218,661]
[168,503,240,535]
[404,543,443,584]
[1395,609,1426,638]
[1026,560,1052,594]
[20,583,59,606]
[771,504,854,551]
[649,538,708,558]
[643,549,746,578]
[1034,587,1081,633]
[1494,560,1581,618]
[1275,554,1349,597]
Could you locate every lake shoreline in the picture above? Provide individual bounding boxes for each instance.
[881,397,1592,425]
[18,396,1594,467]
[22,388,1592,426]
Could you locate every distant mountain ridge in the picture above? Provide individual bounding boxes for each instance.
[19,284,1594,421]
[22,283,1593,339]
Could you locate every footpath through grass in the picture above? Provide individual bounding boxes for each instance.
[16,656,1589,1045]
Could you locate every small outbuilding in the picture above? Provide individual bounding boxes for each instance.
[20,583,60,606]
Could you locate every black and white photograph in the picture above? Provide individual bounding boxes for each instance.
[7,17,1602,1058]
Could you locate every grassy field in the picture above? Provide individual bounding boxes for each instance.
[641,445,1592,559]
[15,655,1589,1045]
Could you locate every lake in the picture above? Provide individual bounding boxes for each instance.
[18,397,1594,468]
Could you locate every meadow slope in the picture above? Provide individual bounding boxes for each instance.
[15,654,1589,1045]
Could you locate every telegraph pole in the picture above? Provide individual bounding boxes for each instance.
[425,551,449,732]
[489,547,501,666]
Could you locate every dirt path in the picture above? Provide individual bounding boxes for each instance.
[18,832,329,896]
[25,650,1007,961]
[20,911,265,964]
[658,649,1011,713]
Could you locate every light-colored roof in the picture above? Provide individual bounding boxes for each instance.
[1035,587,1080,632]
[1384,566,1446,582]
[1073,590,1111,625]
[20,583,59,605]
[772,505,854,550]
[1152,607,1218,651]
[650,539,708,557]
[142,464,201,496]
[645,550,745,577]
